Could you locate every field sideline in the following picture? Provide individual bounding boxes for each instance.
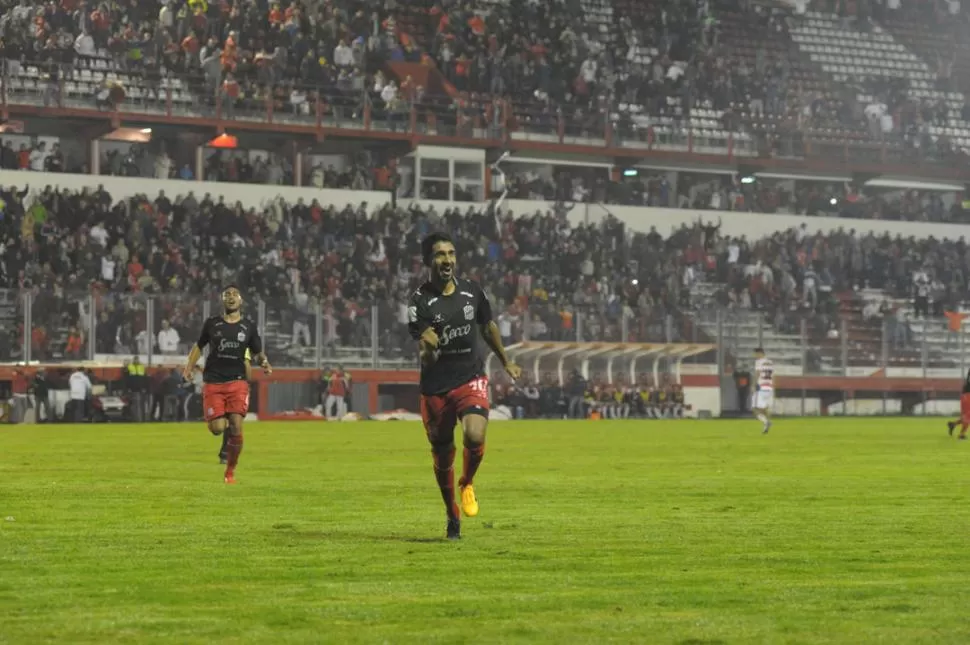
[2,418,969,644]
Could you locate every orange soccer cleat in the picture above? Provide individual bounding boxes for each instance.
[460,484,479,517]
[224,472,237,484]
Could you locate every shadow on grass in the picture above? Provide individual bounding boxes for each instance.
[270,523,444,544]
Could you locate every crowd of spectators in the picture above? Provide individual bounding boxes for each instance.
[0,183,672,364]
[3,0,970,163]
[0,169,968,368]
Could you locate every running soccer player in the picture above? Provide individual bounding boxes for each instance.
[182,286,272,483]
[947,367,970,440]
[408,232,521,540]
[753,347,774,434]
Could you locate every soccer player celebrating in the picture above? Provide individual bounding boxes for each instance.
[752,347,774,434]
[947,367,970,439]
[408,232,521,540]
[182,286,272,483]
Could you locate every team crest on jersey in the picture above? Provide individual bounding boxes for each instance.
[237,332,246,342]
[463,304,474,320]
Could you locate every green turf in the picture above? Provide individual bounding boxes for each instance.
[1,418,969,644]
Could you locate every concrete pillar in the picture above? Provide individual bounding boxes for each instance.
[195,146,204,181]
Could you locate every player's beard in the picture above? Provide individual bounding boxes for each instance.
[434,262,455,284]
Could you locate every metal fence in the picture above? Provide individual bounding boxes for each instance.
[11,289,970,381]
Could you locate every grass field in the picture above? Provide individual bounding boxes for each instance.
[2,418,970,645]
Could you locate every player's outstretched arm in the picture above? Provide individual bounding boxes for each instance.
[183,344,203,381]
[480,320,520,381]
[255,351,273,375]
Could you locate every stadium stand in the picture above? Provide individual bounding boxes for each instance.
[0,0,968,166]
[2,170,969,378]
[0,183,683,367]
[1,0,970,424]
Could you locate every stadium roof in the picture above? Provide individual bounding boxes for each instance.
[488,342,717,385]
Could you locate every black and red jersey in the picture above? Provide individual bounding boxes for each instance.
[197,315,262,384]
[407,277,493,395]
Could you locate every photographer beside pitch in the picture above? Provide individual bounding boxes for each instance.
[408,232,521,540]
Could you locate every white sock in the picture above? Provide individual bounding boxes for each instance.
[755,412,767,425]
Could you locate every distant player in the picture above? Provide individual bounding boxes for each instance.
[324,365,349,419]
[753,347,774,434]
[183,286,272,483]
[408,232,521,540]
[947,367,970,440]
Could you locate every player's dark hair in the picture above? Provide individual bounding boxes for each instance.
[421,232,454,267]
[754,347,764,354]
[223,283,240,294]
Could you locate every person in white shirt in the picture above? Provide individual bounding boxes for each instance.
[101,255,116,282]
[710,190,722,210]
[90,222,109,247]
[135,328,151,355]
[498,311,514,345]
[291,291,312,347]
[74,31,95,56]
[12,0,32,23]
[580,57,597,84]
[68,368,92,422]
[154,151,172,179]
[333,40,353,67]
[862,300,882,321]
[529,314,548,340]
[372,71,386,93]
[913,269,931,317]
[380,81,397,105]
[159,2,174,31]
[29,142,47,171]
[290,88,308,114]
[752,348,774,434]
[157,319,181,354]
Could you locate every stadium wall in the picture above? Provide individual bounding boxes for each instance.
[2,363,725,419]
[5,170,970,239]
[0,171,392,212]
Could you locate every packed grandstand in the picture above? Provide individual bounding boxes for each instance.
[0,0,968,419]
[4,0,970,158]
